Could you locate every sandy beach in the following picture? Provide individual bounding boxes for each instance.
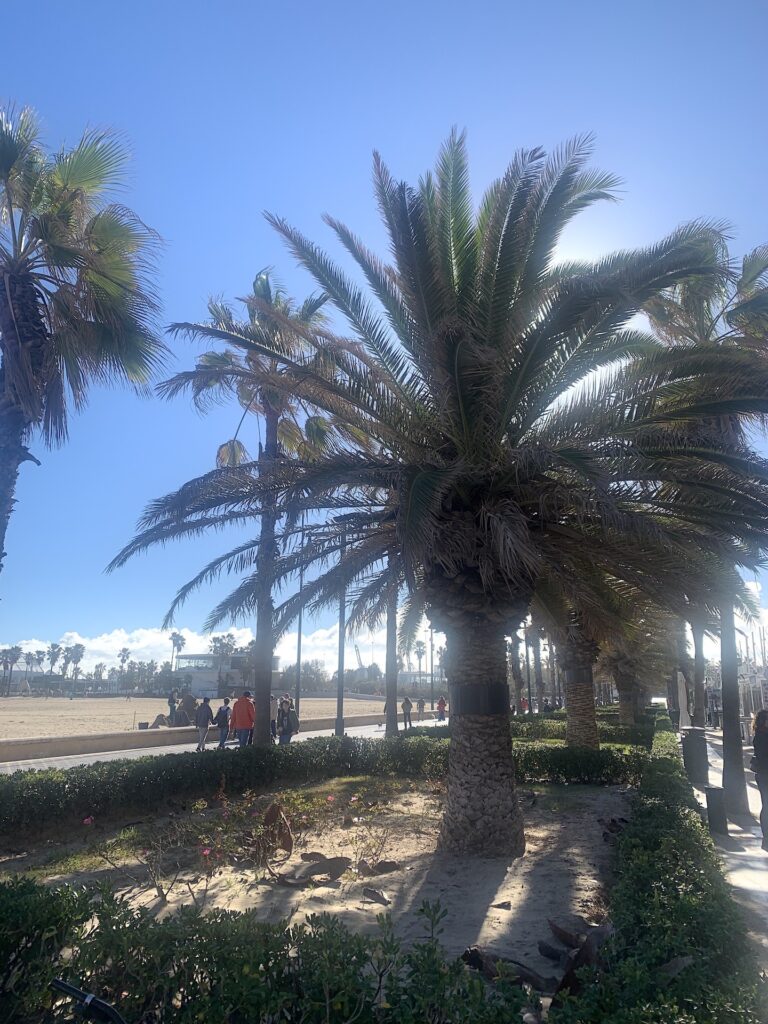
[0,696,386,741]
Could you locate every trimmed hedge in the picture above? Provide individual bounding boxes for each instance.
[0,735,652,836]
[552,713,766,1024]
[0,887,528,1024]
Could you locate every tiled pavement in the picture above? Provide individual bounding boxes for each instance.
[693,731,768,970]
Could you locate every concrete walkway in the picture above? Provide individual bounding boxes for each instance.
[692,731,768,970]
[0,717,445,775]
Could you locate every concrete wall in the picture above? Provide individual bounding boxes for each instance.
[0,711,435,764]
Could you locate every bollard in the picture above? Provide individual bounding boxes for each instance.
[705,786,729,835]
[681,727,709,786]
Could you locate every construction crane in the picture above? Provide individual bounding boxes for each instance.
[355,645,364,670]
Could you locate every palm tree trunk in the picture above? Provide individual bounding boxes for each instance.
[508,633,524,710]
[0,273,46,577]
[532,630,544,707]
[0,402,33,577]
[691,619,707,728]
[562,615,599,749]
[384,578,399,737]
[613,669,636,725]
[252,408,279,746]
[720,597,750,816]
[438,615,524,857]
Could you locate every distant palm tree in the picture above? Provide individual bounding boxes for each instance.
[0,105,164,576]
[70,643,85,683]
[5,644,22,695]
[23,651,35,680]
[169,631,185,672]
[413,641,426,691]
[34,649,46,675]
[118,647,130,681]
[46,642,62,675]
[60,647,73,680]
[93,662,106,681]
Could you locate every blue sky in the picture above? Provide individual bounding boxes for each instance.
[3,0,768,655]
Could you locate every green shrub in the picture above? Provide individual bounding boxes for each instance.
[0,733,652,836]
[552,713,766,1024]
[2,885,526,1024]
[0,877,91,1023]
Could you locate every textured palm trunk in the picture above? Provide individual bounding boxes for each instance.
[438,617,524,857]
[384,577,399,737]
[690,619,707,728]
[613,669,636,725]
[251,409,279,746]
[0,272,47,577]
[532,631,545,707]
[562,617,599,749]
[720,597,750,816]
[508,633,524,710]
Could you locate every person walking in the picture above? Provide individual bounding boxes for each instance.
[276,697,300,744]
[752,709,768,851]
[231,690,256,748]
[416,697,425,722]
[270,693,278,742]
[214,697,231,749]
[401,696,413,730]
[436,695,447,722]
[195,697,214,751]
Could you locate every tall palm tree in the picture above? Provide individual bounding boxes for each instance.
[60,646,73,680]
[646,234,768,810]
[114,135,768,854]
[116,272,330,745]
[118,647,130,681]
[34,648,46,676]
[414,640,426,691]
[46,642,62,675]
[3,644,21,695]
[0,105,163,574]
[169,631,185,672]
[70,643,85,683]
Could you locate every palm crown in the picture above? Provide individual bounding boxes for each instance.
[0,105,163,572]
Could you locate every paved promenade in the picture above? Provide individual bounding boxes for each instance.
[693,731,768,970]
[0,717,444,775]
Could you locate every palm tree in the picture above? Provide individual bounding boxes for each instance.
[115,272,330,745]
[34,648,46,676]
[507,633,525,711]
[93,662,106,681]
[209,632,236,684]
[0,105,163,575]
[169,631,185,672]
[46,642,62,675]
[69,643,85,684]
[414,640,426,691]
[23,651,34,680]
[118,647,130,681]
[114,135,768,854]
[60,646,73,680]
[645,235,768,810]
[3,645,22,695]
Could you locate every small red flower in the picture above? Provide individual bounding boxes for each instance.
[326,795,335,803]
[82,816,95,826]
[201,847,212,856]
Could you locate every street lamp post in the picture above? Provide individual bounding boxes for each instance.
[335,528,347,737]
[429,627,434,711]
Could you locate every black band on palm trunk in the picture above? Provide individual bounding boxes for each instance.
[450,682,509,716]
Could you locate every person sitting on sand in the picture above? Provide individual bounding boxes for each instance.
[149,714,168,729]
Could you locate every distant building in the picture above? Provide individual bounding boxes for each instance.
[174,653,281,698]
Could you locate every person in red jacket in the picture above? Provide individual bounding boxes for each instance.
[230,691,255,748]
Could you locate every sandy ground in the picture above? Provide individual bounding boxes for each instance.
[40,784,625,976]
[0,696,386,741]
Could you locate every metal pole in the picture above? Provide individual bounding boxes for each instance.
[295,515,305,716]
[335,529,346,736]
[429,627,434,710]
[525,630,534,714]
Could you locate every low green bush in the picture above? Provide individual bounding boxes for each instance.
[0,734,651,836]
[0,877,91,1023]
[553,713,766,1024]
[0,886,527,1024]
